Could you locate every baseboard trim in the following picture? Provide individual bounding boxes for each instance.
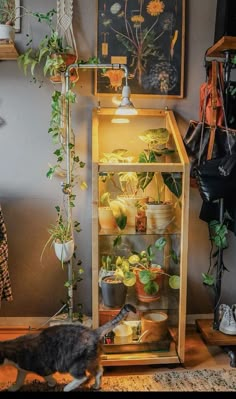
[186,313,214,324]
[0,317,49,328]
[0,314,214,328]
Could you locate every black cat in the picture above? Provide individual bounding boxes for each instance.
[0,304,136,392]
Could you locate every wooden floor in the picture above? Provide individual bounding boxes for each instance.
[0,323,234,386]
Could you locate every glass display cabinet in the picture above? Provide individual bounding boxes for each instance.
[92,108,190,366]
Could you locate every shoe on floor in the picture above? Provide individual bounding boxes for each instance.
[232,304,236,320]
[219,304,236,335]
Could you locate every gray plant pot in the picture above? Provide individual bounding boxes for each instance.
[101,276,127,308]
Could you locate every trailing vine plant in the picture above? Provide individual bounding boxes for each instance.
[202,217,229,292]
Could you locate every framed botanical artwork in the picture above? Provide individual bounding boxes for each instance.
[96,0,185,98]
[0,0,21,32]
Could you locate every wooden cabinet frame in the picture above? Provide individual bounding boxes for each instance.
[92,108,190,365]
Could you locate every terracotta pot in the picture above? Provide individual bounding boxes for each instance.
[134,267,164,303]
[140,311,168,342]
[50,53,79,83]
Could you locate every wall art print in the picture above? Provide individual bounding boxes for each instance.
[96,0,185,98]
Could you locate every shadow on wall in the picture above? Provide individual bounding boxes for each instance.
[0,199,68,317]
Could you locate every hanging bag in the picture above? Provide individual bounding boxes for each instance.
[193,62,236,202]
[183,61,226,187]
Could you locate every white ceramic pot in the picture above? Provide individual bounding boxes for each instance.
[0,24,15,41]
[113,323,133,344]
[54,239,74,263]
[146,203,174,231]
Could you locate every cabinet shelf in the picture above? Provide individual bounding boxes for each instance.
[99,227,181,236]
[92,108,190,366]
[0,41,19,60]
[206,36,236,58]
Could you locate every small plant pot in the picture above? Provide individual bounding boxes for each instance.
[98,207,117,231]
[49,53,79,83]
[98,268,115,288]
[117,196,148,227]
[54,239,74,263]
[140,311,168,342]
[146,203,174,231]
[101,276,127,308]
[0,24,15,41]
[134,267,164,303]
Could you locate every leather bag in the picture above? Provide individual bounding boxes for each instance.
[193,154,236,202]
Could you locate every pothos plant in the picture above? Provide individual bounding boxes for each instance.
[114,236,180,295]
[202,218,229,290]
[43,87,87,300]
[137,128,182,204]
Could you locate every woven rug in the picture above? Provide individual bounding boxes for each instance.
[1,369,236,391]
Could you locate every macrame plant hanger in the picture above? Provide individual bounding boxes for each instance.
[56,0,78,62]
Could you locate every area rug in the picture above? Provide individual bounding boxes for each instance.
[1,369,236,391]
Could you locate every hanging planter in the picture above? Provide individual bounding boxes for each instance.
[54,239,74,263]
[49,53,79,83]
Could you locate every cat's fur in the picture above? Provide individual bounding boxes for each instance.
[0,304,136,392]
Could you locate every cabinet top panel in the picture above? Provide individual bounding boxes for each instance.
[92,108,189,167]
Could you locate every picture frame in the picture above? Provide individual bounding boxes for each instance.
[96,0,185,98]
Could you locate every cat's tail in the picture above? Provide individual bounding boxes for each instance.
[95,304,136,339]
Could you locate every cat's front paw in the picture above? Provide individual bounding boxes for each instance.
[44,375,57,387]
[7,384,21,392]
[91,383,101,390]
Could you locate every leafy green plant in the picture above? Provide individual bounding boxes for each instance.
[113,237,180,295]
[100,192,127,230]
[40,205,81,265]
[17,8,74,83]
[0,0,23,25]
[202,219,229,288]
[137,128,182,204]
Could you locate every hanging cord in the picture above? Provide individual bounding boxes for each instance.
[198,82,208,166]
[217,67,232,156]
[56,0,78,61]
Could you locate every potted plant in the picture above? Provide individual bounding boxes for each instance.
[99,192,127,231]
[40,205,81,267]
[114,237,180,303]
[99,149,147,227]
[0,0,27,40]
[98,254,128,308]
[100,274,127,308]
[136,128,182,231]
[17,8,77,84]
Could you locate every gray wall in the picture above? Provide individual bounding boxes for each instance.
[1,0,235,318]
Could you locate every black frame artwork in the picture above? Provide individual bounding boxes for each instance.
[96,0,185,98]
